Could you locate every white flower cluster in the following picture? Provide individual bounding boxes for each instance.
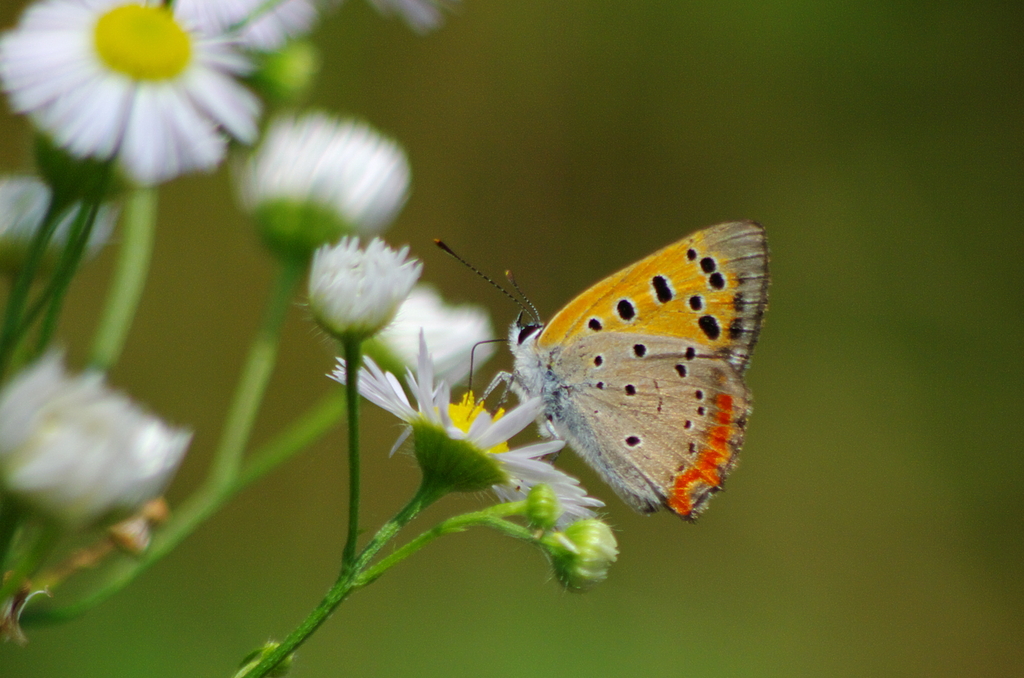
[240,113,411,236]
[309,237,423,340]
[0,355,191,527]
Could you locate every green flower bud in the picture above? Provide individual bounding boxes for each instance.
[249,40,321,103]
[545,519,619,592]
[525,483,562,531]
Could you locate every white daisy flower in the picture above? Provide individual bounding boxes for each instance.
[368,0,460,34]
[175,0,327,52]
[309,237,422,340]
[0,354,192,527]
[375,285,493,385]
[0,175,117,275]
[239,113,411,239]
[0,0,261,186]
[332,332,604,524]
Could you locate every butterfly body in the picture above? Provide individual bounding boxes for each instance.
[509,221,768,519]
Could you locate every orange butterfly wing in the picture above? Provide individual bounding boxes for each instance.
[538,220,769,373]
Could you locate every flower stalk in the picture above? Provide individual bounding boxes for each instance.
[0,521,58,604]
[89,187,157,372]
[209,258,304,491]
[341,338,362,573]
[0,196,62,380]
[237,481,445,678]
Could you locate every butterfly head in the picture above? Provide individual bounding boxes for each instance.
[511,310,543,347]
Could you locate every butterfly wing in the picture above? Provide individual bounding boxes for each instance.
[546,332,751,518]
[538,220,769,373]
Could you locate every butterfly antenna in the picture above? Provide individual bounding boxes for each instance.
[504,270,542,325]
[434,239,531,317]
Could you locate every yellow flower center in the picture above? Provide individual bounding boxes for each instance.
[94,4,191,81]
[448,393,509,454]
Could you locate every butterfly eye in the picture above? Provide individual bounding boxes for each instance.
[517,324,542,344]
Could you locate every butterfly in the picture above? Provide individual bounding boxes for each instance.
[508,221,769,520]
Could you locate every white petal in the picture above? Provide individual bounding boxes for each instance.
[471,397,543,451]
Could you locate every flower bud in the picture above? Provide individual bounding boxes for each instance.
[249,40,320,103]
[525,483,562,531]
[238,113,410,260]
[308,237,421,341]
[0,354,191,528]
[545,519,619,592]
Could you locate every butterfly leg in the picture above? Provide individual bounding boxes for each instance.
[482,370,514,407]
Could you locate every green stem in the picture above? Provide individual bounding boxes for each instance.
[22,388,347,625]
[208,259,304,491]
[238,482,444,678]
[341,338,362,573]
[0,499,25,572]
[33,197,101,356]
[354,502,531,588]
[0,198,63,380]
[0,522,59,603]
[88,187,157,371]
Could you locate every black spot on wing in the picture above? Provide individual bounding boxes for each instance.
[652,275,673,303]
[699,315,721,340]
[616,299,636,321]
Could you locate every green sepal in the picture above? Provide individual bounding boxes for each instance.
[255,199,352,263]
[412,421,509,496]
[33,135,120,206]
[235,641,293,678]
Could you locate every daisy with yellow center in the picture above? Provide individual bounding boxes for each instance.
[447,393,507,452]
[0,0,261,185]
[332,332,604,523]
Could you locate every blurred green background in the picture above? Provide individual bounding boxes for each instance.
[1,1,1023,676]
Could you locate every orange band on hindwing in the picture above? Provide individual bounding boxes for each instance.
[668,393,736,518]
